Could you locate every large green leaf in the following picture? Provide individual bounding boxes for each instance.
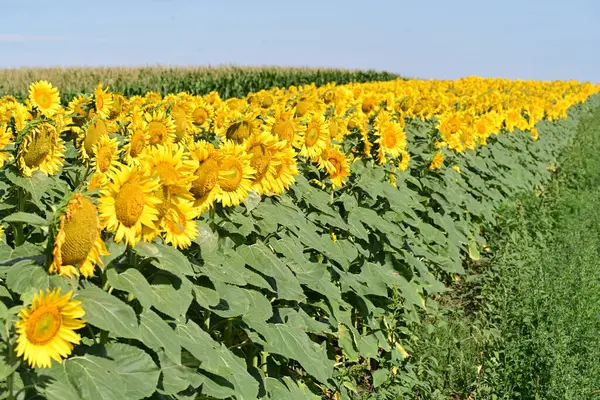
[104,343,160,400]
[106,268,153,309]
[139,309,181,364]
[134,242,194,277]
[76,285,139,339]
[2,211,48,226]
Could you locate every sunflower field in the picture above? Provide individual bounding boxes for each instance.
[0,76,598,399]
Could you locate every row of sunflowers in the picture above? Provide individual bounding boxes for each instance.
[0,77,598,373]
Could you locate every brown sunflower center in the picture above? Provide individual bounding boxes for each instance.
[26,306,62,345]
[305,125,320,147]
[260,95,273,108]
[384,131,397,148]
[362,98,376,114]
[249,144,271,179]
[23,128,53,168]
[60,196,99,266]
[218,158,243,192]
[148,121,168,145]
[96,94,104,111]
[115,179,145,227]
[83,120,108,156]
[295,101,311,117]
[190,159,219,199]
[192,107,209,126]
[272,119,294,143]
[226,121,251,143]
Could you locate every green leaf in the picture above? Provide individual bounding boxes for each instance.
[176,320,259,400]
[104,343,160,400]
[76,285,139,339]
[372,368,389,388]
[106,268,153,309]
[42,355,127,400]
[4,168,54,205]
[150,276,193,318]
[2,212,48,226]
[139,309,181,364]
[158,350,204,395]
[134,242,194,277]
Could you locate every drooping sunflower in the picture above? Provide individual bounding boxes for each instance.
[215,140,256,207]
[15,288,85,368]
[187,140,222,213]
[90,135,120,177]
[28,80,61,117]
[143,109,176,146]
[299,113,329,160]
[94,84,114,119]
[17,122,65,177]
[265,146,299,195]
[49,193,109,278]
[0,124,14,168]
[317,146,350,189]
[98,164,161,246]
[123,123,148,165]
[245,132,287,195]
[217,110,261,144]
[171,103,194,142]
[139,143,198,198]
[77,118,110,159]
[161,199,198,249]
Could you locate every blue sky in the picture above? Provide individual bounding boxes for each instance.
[1,0,599,82]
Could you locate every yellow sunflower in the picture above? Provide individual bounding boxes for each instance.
[171,103,194,142]
[15,288,85,368]
[28,80,61,117]
[398,150,410,171]
[67,95,91,128]
[49,193,109,278]
[265,146,299,196]
[87,172,108,192]
[91,135,120,177]
[317,146,350,189]
[215,141,256,207]
[429,151,445,170]
[78,118,109,159]
[0,123,14,168]
[374,112,407,164]
[187,140,222,214]
[190,98,214,131]
[139,143,198,198]
[144,109,176,146]
[218,110,260,144]
[94,84,114,119]
[123,123,148,165]
[99,164,161,246]
[17,122,65,177]
[299,113,329,160]
[267,108,302,147]
[161,199,198,249]
[245,132,286,195]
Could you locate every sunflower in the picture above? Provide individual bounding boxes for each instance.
[246,132,286,195]
[139,143,198,198]
[94,84,114,119]
[265,146,298,195]
[67,95,92,128]
[171,103,194,142]
[187,140,222,213]
[0,124,14,168]
[123,124,148,165]
[215,141,256,207]
[78,119,109,159]
[87,172,108,192]
[144,109,176,146]
[374,112,407,163]
[429,151,444,170]
[398,150,410,171]
[328,116,346,142]
[190,98,214,131]
[218,110,260,144]
[28,81,61,117]
[98,164,161,246]
[49,193,109,278]
[161,199,198,249]
[267,108,302,147]
[90,135,120,177]
[317,146,350,188]
[299,113,329,160]
[17,122,65,177]
[15,288,85,368]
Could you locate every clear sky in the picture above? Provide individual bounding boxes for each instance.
[1,0,599,82]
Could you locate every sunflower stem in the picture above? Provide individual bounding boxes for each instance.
[14,188,25,246]
[87,325,98,345]
[99,330,108,345]
[261,351,269,374]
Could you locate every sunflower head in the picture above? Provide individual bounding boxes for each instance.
[299,113,329,160]
[144,109,176,146]
[28,81,61,117]
[17,122,65,177]
[16,288,85,368]
[94,84,114,119]
[215,141,256,207]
